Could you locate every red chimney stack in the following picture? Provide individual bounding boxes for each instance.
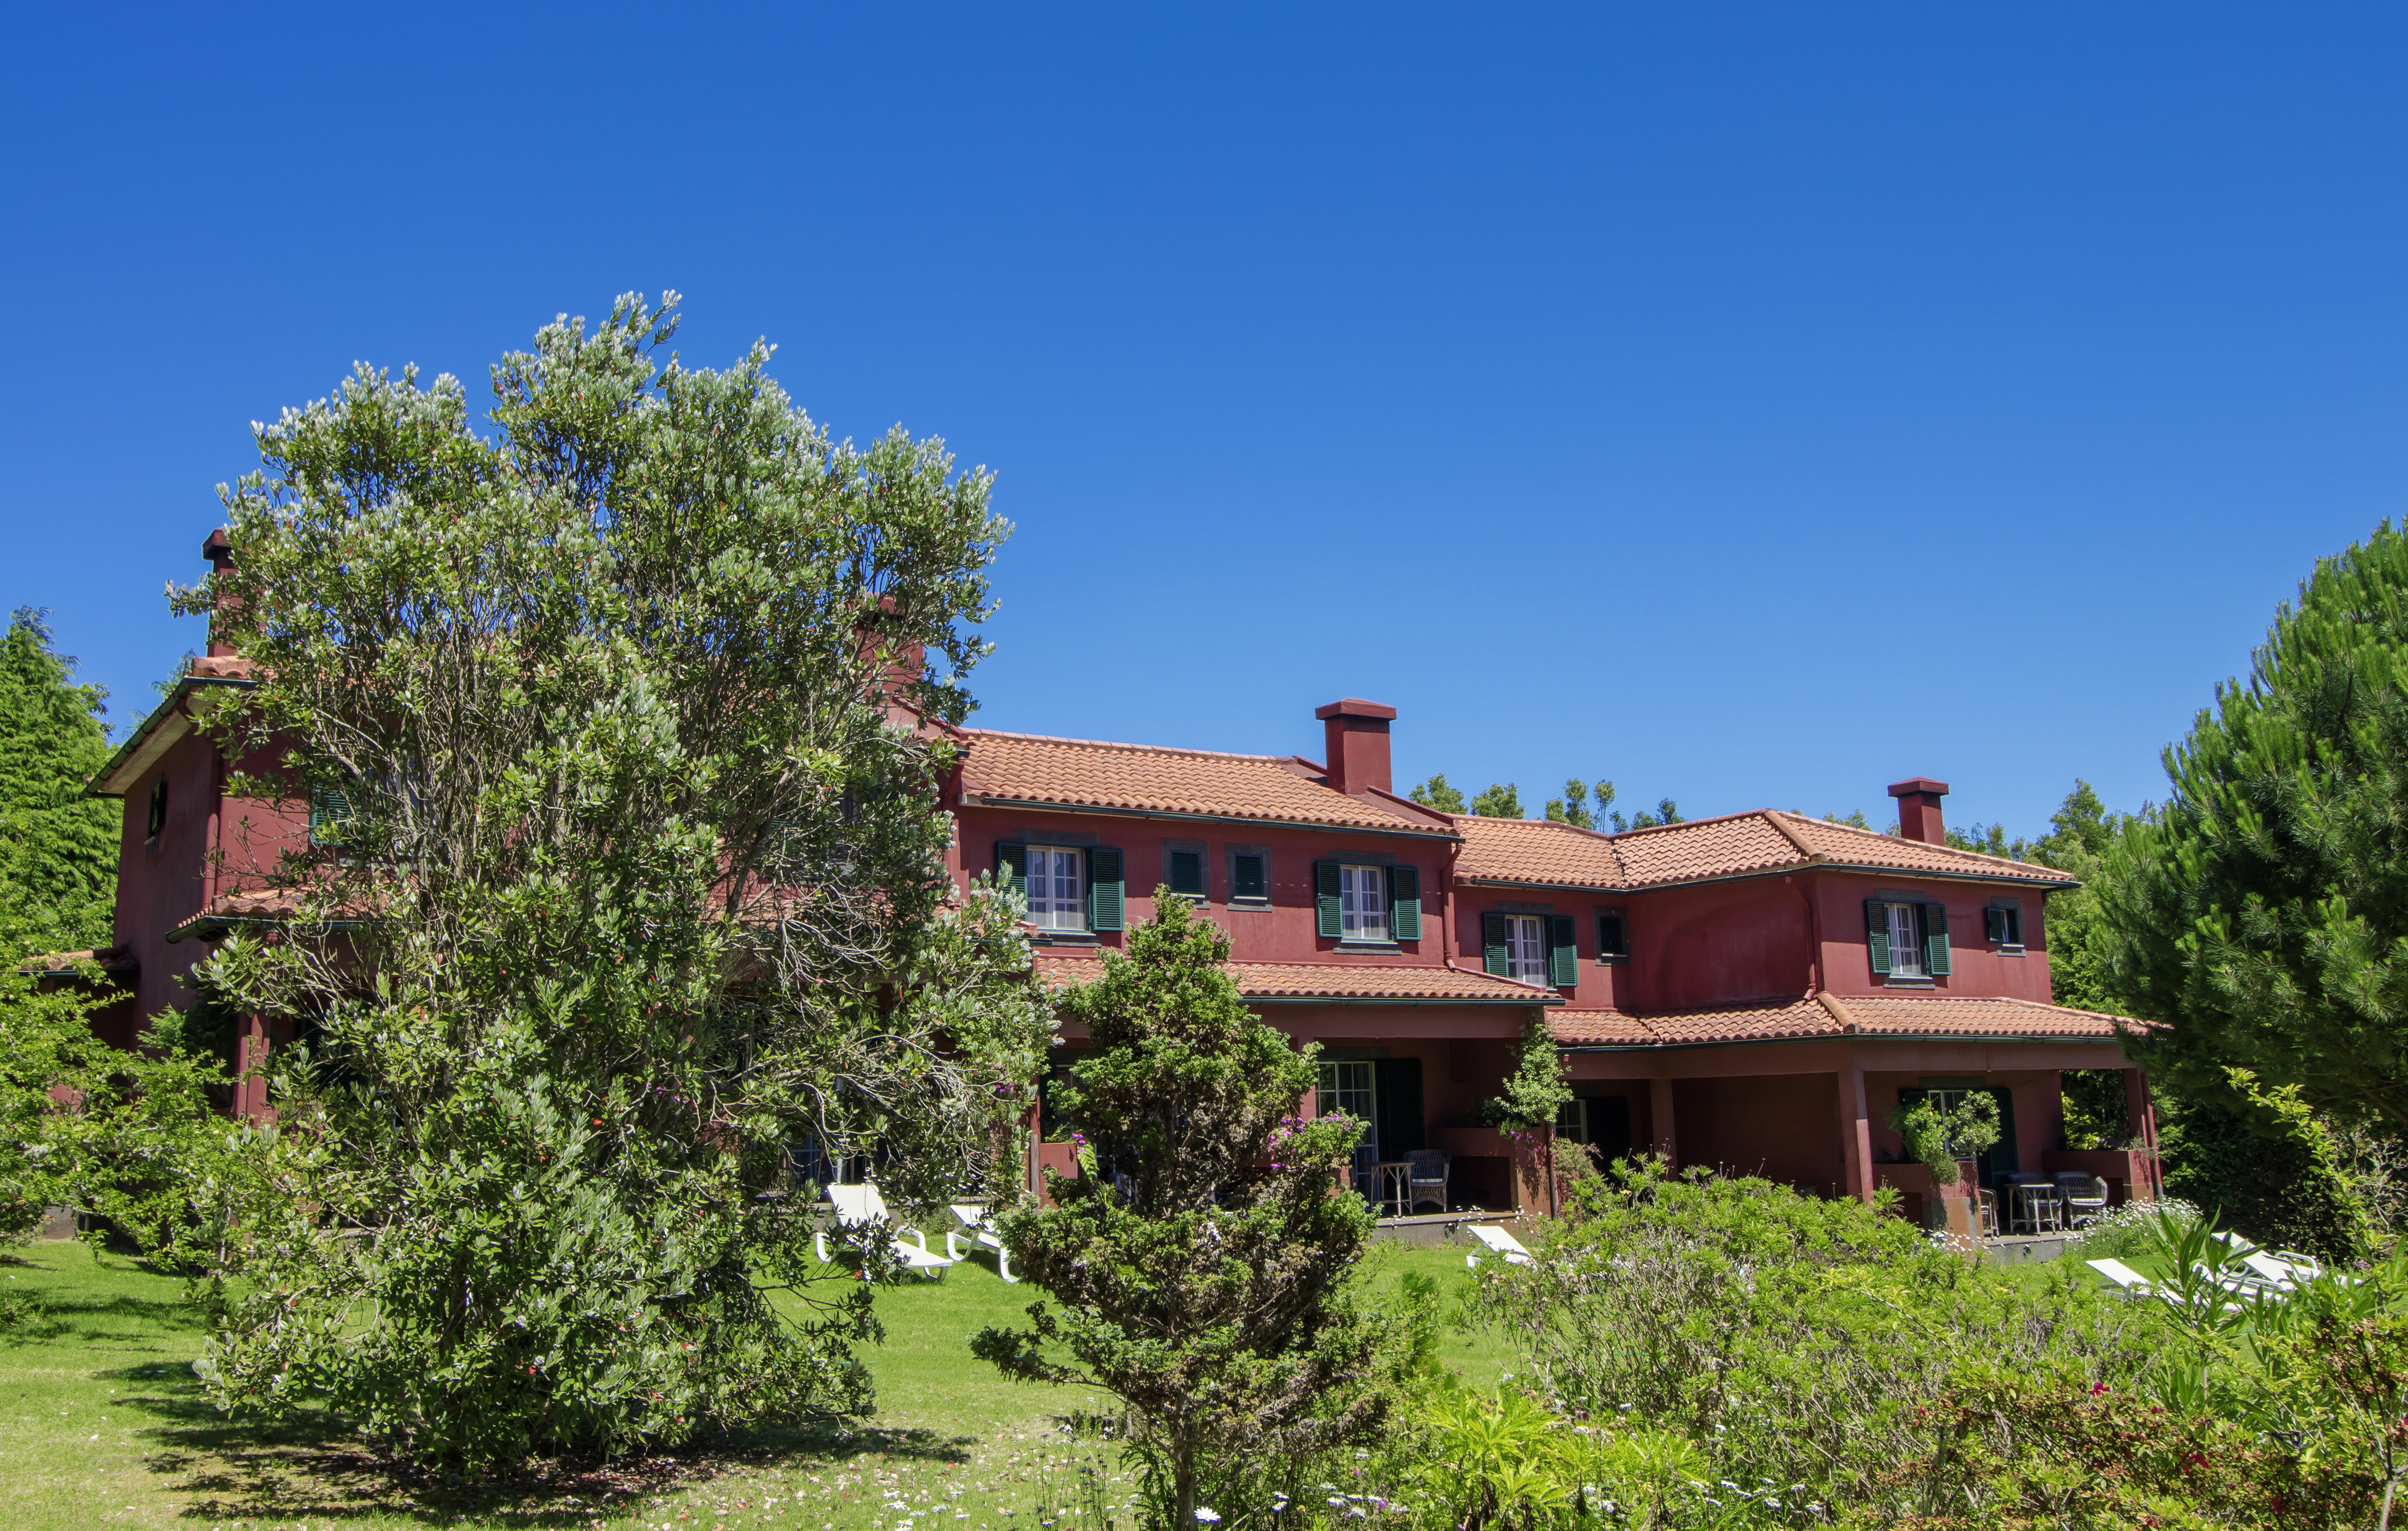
[202,526,239,657]
[1316,698,1396,797]
[1888,777,1949,844]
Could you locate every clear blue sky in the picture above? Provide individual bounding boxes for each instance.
[6,5,2405,838]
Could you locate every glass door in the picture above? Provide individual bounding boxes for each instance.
[1317,1059,1380,1189]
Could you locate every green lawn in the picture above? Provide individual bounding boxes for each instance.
[0,1235,1505,1530]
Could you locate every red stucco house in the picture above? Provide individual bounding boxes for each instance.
[78,530,2158,1224]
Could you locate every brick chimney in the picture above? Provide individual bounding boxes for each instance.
[1316,698,1396,796]
[201,526,239,657]
[1888,777,1950,844]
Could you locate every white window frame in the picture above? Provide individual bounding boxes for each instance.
[1026,845,1087,931]
[1340,864,1389,942]
[1317,1059,1380,1176]
[1887,902,1925,977]
[1505,914,1549,985]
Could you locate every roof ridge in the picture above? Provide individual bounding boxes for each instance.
[1601,808,1780,840]
[1771,809,2071,876]
[961,727,1294,764]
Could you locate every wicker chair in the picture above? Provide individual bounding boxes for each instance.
[1406,1149,1452,1213]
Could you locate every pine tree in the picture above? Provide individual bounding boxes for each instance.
[1544,778,1595,828]
[1409,773,1466,813]
[972,894,1394,1527]
[2097,521,2408,1131]
[0,611,117,958]
[1468,781,1522,818]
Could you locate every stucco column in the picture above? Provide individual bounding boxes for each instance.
[1837,1057,1874,1203]
[237,1011,272,1123]
[1649,1075,1677,1164]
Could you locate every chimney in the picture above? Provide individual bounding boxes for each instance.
[1888,777,1950,844]
[201,526,239,657]
[1315,698,1396,796]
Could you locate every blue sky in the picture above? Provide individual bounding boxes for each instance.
[5,5,2405,837]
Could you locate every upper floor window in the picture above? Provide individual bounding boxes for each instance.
[145,776,168,846]
[1340,865,1387,941]
[1028,846,1086,930]
[1866,897,1950,980]
[1985,902,2025,952]
[1166,847,1207,900]
[1313,861,1423,943]
[998,843,1126,935]
[1595,909,1628,960]
[1482,911,1577,988]
[1230,850,1268,903]
[309,787,355,848]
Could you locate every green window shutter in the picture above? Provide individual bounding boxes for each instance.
[996,842,1028,900]
[1168,848,1204,898]
[309,787,350,847]
[1232,852,1266,900]
[1864,900,1892,975]
[1924,903,1950,975]
[1088,848,1124,931]
[1984,907,2006,943]
[1482,912,1510,976]
[1389,865,1422,941]
[1548,915,1579,987]
[1315,861,1343,938]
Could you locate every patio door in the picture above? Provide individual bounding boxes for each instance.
[1901,1085,2018,1188]
[1317,1059,1379,1180]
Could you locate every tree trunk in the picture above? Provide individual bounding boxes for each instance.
[1174,1441,1196,1531]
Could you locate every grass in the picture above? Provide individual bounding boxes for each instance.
[0,1234,1506,1530]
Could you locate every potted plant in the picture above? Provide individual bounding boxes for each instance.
[1888,1094,2004,1233]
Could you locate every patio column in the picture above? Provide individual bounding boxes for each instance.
[2125,1068,2161,1200]
[236,1011,274,1123]
[1649,1075,1677,1164]
[1837,1058,1874,1203]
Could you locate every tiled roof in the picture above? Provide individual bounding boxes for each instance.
[15,946,136,978]
[960,729,1452,835]
[1032,953,1559,1005]
[165,887,363,943]
[1450,809,2075,891]
[1548,991,2132,1048]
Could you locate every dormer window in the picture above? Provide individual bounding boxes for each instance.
[1986,901,2025,954]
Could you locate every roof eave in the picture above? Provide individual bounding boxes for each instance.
[964,795,1463,841]
[1555,1028,2131,1053]
[89,673,256,798]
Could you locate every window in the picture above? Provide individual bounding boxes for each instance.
[1505,915,1547,984]
[309,787,353,848]
[1595,910,1628,960]
[1166,847,1206,900]
[1555,1096,1587,1141]
[1865,897,1951,979]
[1231,850,1268,902]
[1482,911,1578,987]
[1317,1059,1379,1176]
[1985,904,2025,951]
[145,776,168,846]
[1026,845,1086,930]
[1340,864,1388,941]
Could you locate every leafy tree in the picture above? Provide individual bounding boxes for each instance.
[1945,821,2032,860]
[2093,522,2408,1132]
[1408,773,1466,813]
[1468,781,1523,819]
[1543,778,1598,828]
[173,294,1053,1469]
[1613,797,1683,831]
[1481,1014,1572,1129]
[0,611,118,956]
[971,893,1395,1527]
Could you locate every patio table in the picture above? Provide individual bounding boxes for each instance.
[2007,1180,2065,1236]
[1368,1161,1414,1218]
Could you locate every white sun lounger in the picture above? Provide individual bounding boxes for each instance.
[1465,1222,1536,1268]
[2086,1257,2154,1292]
[816,1183,954,1279]
[945,1203,1019,1283]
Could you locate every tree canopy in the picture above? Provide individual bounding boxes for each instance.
[0,611,117,958]
[2096,521,2408,1131]
[174,294,1052,1468]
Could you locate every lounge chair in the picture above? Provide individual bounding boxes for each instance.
[1465,1222,1536,1268]
[944,1203,1019,1282]
[2086,1257,2154,1293]
[815,1182,954,1279]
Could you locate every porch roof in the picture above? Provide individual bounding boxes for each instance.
[1032,953,1562,1005]
[1549,991,2135,1048]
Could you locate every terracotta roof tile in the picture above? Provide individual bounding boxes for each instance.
[1033,954,1558,1004]
[15,946,136,978]
[1547,992,2131,1047]
[1768,812,2076,884]
[960,730,1452,835]
[1451,809,2075,890]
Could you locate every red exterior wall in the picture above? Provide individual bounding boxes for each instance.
[952,809,1452,966]
[1672,1072,1846,1196]
[1816,871,2055,1002]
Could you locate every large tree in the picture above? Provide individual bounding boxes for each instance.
[2097,521,2408,1132]
[0,611,118,957]
[971,894,1395,1528]
[176,294,1053,1469]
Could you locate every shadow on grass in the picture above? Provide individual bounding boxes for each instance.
[110,1369,973,1526]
